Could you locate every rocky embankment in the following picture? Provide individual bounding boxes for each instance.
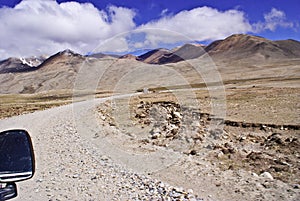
[97,99,300,200]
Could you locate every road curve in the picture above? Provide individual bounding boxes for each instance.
[0,96,199,200]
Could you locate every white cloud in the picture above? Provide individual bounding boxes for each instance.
[160,9,169,16]
[0,0,136,59]
[253,8,294,32]
[137,7,252,46]
[95,36,129,53]
[0,2,296,60]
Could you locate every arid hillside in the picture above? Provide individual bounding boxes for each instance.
[0,34,299,95]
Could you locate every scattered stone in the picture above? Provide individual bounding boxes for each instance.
[293,184,300,189]
[190,150,197,155]
[209,128,223,139]
[261,181,272,189]
[216,151,224,158]
[134,101,184,141]
[260,172,274,180]
[239,136,247,141]
[151,133,160,139]
[266,133,284,145]
[187,189,194,194]
[216,182,222,187]
[246,151,263,160]
[173,111,182,119]
[109,122,116,127]
[36,178,44,183]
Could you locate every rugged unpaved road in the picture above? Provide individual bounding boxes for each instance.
[0,96,200,201]
[1,94,299,201]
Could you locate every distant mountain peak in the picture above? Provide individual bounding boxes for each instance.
[137,43,206,64]
[59,49,78,56]
[207,34,270,52]
[119,54,137,60]
[19,56,47,67]
[35,49,86,71]
[137,48,171,64]
[0,56,47,74]
[205,33,300,61]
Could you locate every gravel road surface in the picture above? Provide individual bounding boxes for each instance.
[0,96,201,201]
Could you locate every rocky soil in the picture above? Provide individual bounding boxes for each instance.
[97,93,300,201]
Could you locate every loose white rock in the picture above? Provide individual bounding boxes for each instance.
[260,172,274,180]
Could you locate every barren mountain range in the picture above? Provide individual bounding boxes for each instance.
[133,34,300,64]
[1,34,300,201]
[0,33,299,94]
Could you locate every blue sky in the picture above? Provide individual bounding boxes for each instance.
[0,0,299,59]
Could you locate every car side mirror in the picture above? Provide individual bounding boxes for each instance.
[0,130,35,201]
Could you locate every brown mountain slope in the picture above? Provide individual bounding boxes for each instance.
[158,44,206,64]
[38,49,85,71]
[172,44,206,60]
[205,34,300,62]
[137,34,300,65]
[274,39,300,57]
[0,58,32,73]
[0,49,87,94]
[137,44,205,64]
[88,52,120,59]
[119,54,137,60]
[0,56,46,73]
[137,48,171,64]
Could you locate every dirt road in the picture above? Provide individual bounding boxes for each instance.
[0,96,201,200]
